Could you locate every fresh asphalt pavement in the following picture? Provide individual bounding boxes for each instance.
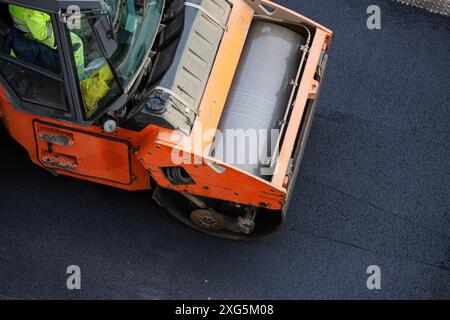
[0,0,449,299]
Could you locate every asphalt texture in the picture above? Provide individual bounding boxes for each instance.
[0,0,449,299]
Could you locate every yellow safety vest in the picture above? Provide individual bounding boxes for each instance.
[9,5,85,78]
[70,32,85,79]
[80,64,114,118]
[9,4,56,49]
[9,4,112,118]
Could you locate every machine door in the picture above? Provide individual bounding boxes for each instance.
[0,4,77,121]
[33,120,133,185]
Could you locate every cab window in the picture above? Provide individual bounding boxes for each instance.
[0,4,69,113]
[67,13,120,119]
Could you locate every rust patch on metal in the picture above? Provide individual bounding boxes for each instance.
[42,150,78,170]
[38,127,74,146]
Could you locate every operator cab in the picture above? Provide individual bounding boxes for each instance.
[0,0,140,125]
[0,0,208,134]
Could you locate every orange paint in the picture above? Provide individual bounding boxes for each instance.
[272,29,330,188]
[0,0,333,212]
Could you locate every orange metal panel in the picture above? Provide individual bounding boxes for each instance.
[137,143,286,209]
[271,29,329,187]
[0,87,150,191]
[247,0,333,35]
[34,122,132,185]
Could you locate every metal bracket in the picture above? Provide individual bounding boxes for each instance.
[308,80,320,100]
[153,86,194,116]
[266,25,312,168]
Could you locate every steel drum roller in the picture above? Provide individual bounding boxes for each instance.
[213,21,305,178]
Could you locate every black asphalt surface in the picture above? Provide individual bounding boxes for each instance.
[0,0,449,299]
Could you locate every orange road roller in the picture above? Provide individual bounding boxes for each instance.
[0,0,332,239]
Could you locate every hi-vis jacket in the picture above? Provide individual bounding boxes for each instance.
[9,4,113,117]
[9,4,84,78]
[9,4,56,49]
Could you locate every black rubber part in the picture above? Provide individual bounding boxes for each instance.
[153,187,284,241]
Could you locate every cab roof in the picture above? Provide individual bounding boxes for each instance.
[0,0,103,13]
